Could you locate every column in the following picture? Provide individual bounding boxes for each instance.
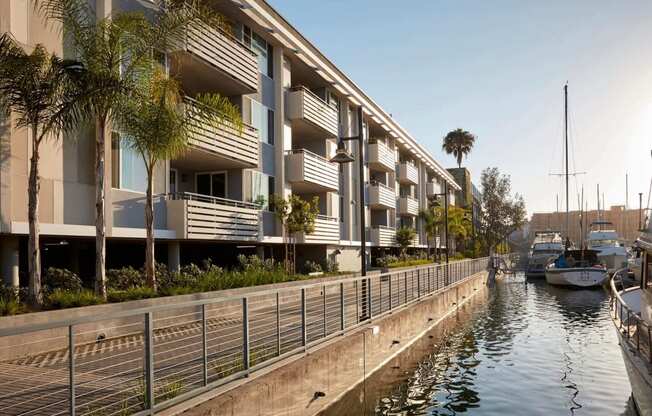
[1,236,19,288]
[167,241,180,273]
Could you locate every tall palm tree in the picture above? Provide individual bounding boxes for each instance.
[118,68,242,289]
[35,0,213,298]
[0,35,81,305]
[442,128,476,168]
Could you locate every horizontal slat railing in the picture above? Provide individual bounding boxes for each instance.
[0,258,489,416]
[370,225,397,246]
[369,182,396,209]
[285,149,339,191]
[287,86,339,137]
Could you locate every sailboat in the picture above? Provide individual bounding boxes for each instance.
[545,84,608,288]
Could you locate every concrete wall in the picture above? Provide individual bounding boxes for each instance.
[168,271,488,416]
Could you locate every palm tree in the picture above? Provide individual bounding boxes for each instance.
[118,68,243,289]
[35,0,213,298]
[419,207,443,260]
[0,35,80,305]
[395,226,416,260]
[442,128,476,168]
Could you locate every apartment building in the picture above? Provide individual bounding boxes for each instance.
[0,0,459,285]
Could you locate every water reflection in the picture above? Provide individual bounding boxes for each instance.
[322,274,633,416]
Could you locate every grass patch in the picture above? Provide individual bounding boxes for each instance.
[107,286,158,303]
[45,289,105,309]
[387,259,433,268]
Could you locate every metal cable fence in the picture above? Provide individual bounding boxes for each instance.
[0,257,489,416]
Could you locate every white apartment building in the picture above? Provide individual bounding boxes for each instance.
[0,0,459,285]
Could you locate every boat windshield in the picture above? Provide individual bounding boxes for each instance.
[589,239,618,247]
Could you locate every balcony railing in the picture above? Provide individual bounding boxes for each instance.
[398,162,419,185]
[166,192,260,241]
[368,181,396,209]
[285,149,339,192]
[398,196,419,216]
[185,97,259,168]
[370,225,396,246]
[426,182,442,197]
[368,141,395,172]
[287,86,339,137]
[296,214,340,243]
[179,19,258,93]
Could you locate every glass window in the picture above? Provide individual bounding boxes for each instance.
[246,170,271,209]
[111,132,147,193]
[250,99,274,145]
[252,32,272,78]
[169,169,177,194]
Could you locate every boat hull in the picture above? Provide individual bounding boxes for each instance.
[544,267,608,287]
[615,323,652,415]
[598,253,627,274]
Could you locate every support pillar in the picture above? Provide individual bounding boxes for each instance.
[1,236,19,288]
[167,241,180,273]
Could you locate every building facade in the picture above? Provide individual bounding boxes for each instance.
[446,167,481,233]
[0,0,459,285]
[529,205,645,245]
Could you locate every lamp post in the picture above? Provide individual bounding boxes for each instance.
[429,183,450,282]
[330,106,369,317]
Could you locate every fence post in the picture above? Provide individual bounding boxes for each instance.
[417,268,421,298]
[301,288,307,348]
[389,275,393,311]
[201,304,208,385]
[355,281,359,324]
[323,285,327,338]
[276,292,281,356]
[68,325,75,416]
[340,282,345,331]
[243,298,250,370]
[404,272,408,304]
[368,278,373,319]
[144,312,154,411]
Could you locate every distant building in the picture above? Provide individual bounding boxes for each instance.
[529,205,644,244]
[446,168,482,247]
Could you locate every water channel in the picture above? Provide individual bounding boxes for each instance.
[323,274,636,415]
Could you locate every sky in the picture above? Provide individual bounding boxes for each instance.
[268,0,652,217]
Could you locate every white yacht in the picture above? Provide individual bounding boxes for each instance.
[527,232,564,276]
[545,249,608,287]
[586,221,628,273]
[610,216,651,415]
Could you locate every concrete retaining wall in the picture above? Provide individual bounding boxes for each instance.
[166,271,488,416]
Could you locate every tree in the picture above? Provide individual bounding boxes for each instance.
[419,206,443,260]
[0,35,80,305]
[117,68,242,290]
[395,226,416,260]
[478,167,526,254]
[35,0,212,298]
[442,128,476,168]
[270,195,320,274]
[447,205,472,251]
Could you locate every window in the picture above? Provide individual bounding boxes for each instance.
[169,169,178,194]
[249,98,274,145]
[245,170,273,209]
[252,32,273,78]
[111,132,147,193]
[196,172,227,199]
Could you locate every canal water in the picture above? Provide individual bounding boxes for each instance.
[323,274,635,416]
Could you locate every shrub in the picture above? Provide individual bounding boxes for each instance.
[45,289,104,309]
[237,254,276,272]
[107,287,158,303]
[304,260,322,273]
[43,268,82,292]
[0,296,21,316]
[324,259,339,273]
[107,266,145,290]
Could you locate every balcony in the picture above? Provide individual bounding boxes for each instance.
[296,215,340,244]
[177,98,259,170]
[426,182,442,197]
[285,149,339,192]
[368,182,396,210]
[370,225,396,247]
[170,20,258,95]
[398,196,419,216]
[287,86,339,139]
[166,193,260,241]
[368,141,395,172]
[398,162,419,185]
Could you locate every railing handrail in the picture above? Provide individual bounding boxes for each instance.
[315,214,338,222]
[190,17,257,58]
[0,257,490,337]
[369,180,394,191]
[167,192,260,210]
[285,148,334,164]
[400,194,418,202]
[371,224,395,230]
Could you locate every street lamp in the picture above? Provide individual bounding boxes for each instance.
[429,183,450,283]
[330,106,369,318]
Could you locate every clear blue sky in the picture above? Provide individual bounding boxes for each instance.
[269,0,652,216]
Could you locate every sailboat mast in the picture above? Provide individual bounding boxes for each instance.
[564,84,570,241]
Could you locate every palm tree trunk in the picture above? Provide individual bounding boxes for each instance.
[95,117,107,299]
[28,127,42,306]
[145,165,156,290]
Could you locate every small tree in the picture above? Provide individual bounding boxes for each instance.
[442,128,476,168]
[0,35,79,305]
[395,226,416,260]
[271,195,320,274]
[419,206,443,260]
[447,205,472,253]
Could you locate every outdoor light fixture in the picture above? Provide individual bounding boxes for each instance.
[329,140,354,164]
